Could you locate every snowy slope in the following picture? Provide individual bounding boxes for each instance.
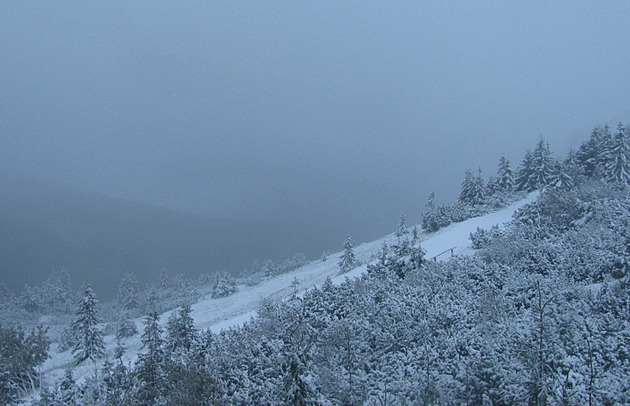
[34,192,537,395]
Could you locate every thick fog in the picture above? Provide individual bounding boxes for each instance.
[1,2,630,295]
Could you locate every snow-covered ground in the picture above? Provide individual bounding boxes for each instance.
[34,192,537,397]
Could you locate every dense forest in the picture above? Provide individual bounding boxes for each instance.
[2,123,630,405]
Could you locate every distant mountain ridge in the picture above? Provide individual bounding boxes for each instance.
[0,176,305,299]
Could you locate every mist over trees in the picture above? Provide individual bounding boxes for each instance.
[2,124,630,404]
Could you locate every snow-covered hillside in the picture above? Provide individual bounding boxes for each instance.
[35,192,537,395]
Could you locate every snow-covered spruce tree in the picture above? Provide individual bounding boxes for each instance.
[515,139,555,192]
[496,155,514,192]
[472,169,487,204]
[395,213,409,241]
[459,169,486,206]
[58,369,78,406]
[165,303,197,354]
[262,258,277,278]
[339,237,357,273]
[72,285,104,366]
[576,124,611,177]
[515,149,534,192]
[283,351,323,406]
[603,122,630,185]
[135,311,165,405]
[211,274,238,299]
[549,161,574,191]
[40,269,75,314]
[459,170,476,205]
[117,273,140,312]
[426,191,435,210]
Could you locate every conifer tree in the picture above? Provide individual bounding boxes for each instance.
[72,286,105,366]
[549,163,574,190]
[339,237,357,273]
[117,273,140,312]
[283,351,322,406]
[135,311,165,404]
[262,259,276,278]
[576,125,611,177]
[459,170,476,205]
[603,123,630,185]
[530,138,555,189]
[395,213,409,240]
[515,139,555,192]
[515,149,534,191]
[426,192,435,210]
[496,155,514,192]
[460,169,486,205]
[166,303,196,353]
[58,369,77,406]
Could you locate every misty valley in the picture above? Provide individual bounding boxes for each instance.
[2,126,630,405]
[3,3,630,404]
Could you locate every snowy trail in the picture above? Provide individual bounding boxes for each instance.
[35,192,536,394]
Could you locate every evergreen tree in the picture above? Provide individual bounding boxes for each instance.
[460,169,486,205]
[166,303,197,353]
[211,274,238,299]
[117,273,140,312]
[549,162,574,190]
[262,259,277,278]
[426,192,435,210]
[395,213,409,240]
[41,269,74,314]
[115,318,138,341]
[603,123,630,185]
[576,125,611,177]
[459,170,476,205]
[515,149,534,191]
[283,351,323,406]
[58,369,77,406]
[496,155,514,192]
[530,138,555,188]
[339,237,357,273]
[472,169,487,204]
[135,311,165,405]
[515,139,555,192]
[71,286,104,366]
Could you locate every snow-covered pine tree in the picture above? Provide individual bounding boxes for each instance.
[472,168,486,204]
[603,123,630,185]
[135,311,165,405]
[459,170,476,205]
[426,192,435,210]
[515,149,534,192]
[576,125,611,177]
[530,138,555,189]
[549,161,574,190]
[496,155,514,192]
[339,237,357,273]
[165,303,197,353]
[515,139,555,192]
[283,351,322,406]
[71,285,104,366]
[117,273,140,312]
[262,259,277,278]
[459,169,486,206]
[211,274,238,299]
[58,369,77,406]
[396,213,409,241]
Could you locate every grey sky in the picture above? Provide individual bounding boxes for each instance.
[2,1,630,246]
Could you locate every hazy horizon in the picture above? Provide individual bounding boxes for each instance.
[2,2,630,296]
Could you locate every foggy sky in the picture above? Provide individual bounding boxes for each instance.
[2,1,630,247]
